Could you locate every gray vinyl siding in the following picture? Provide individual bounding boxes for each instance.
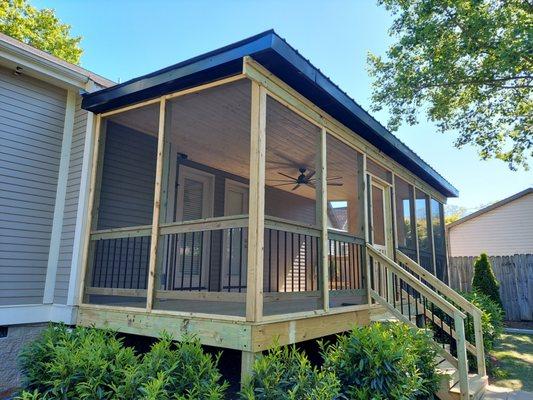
[97,122,157,230]
[53,98,87,303]
[0,66,66,305]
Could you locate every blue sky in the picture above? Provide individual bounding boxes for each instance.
[34,0,532,211]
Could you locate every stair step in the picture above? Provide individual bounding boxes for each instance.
[448,374,488,399]
[436,359,459,389]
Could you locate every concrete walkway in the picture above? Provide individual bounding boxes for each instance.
[485,385,533,399]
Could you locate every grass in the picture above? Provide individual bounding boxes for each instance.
[490,333,533,392]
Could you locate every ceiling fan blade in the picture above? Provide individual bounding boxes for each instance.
[267,178,296,182]
[272,182,298,187]
[306,181,316,188]
[278,172,297,180]
[327,182,344,186]
[305,170,316,180]
[291,184,301,191]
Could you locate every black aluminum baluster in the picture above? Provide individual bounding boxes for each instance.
[123,237,130,288]
[228,229,233,292]
[268,229,272,292]
[130,237,136,289]
[276,230,280,292]
[180,233,187,290]
[189,232,196,290]
[238,228,243,293]
[137,237,144,289]
[198,231,204,291]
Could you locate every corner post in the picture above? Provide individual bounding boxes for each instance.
[246,82,266,322]
[146,98,167,311]
[77,114,102,305]
[317,127,329,312]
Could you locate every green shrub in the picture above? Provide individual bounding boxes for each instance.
[240,345,340,400]
[462,291,504,353]
[17,325,227,400]
[472,253,503,309]
[137,333,228,399]
[18,324,137,399]
[321,323,439,400]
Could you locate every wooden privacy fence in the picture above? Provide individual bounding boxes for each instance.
[448,254,533,321]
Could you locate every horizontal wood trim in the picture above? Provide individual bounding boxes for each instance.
[251,307,371,351]
[159,215,249,235]
[155,290,246,302]
[77,306,252,350]
[327,230,365,244]
[86,287,147,297]
[90,225,152,240]
[264,215,320,237]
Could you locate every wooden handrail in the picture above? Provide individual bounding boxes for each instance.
[159,215,249,235]
[264,215,321,237]
[367,245,466,319]
[396,251,483,316]
[396,249,486,377]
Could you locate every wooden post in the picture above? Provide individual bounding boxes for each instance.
[473,311,487,376]
[241,351,259,388]
[454,310,470,400]
[317,127,329,312]
[246,82,266,322]
[146,99,167,311]
[362,155,372,304]
[77,115,103,305]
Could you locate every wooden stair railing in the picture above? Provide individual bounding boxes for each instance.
[395,250,487,378]
[366,244,487,400]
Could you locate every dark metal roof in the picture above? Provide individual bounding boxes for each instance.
[82,30,458,198]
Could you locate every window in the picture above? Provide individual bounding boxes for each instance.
[394,177,416,256]
[416,189,433,272]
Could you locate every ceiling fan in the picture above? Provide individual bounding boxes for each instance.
[269,167,343,191]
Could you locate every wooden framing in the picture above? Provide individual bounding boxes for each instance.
[77,115,102,305]
[146,99,167,311]
[317,127,329,312]
[246,81,266,322]
[242,57,447,204]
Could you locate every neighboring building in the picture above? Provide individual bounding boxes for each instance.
[447,188,533,257]
[0,32,113,391]
[1,30,488,398]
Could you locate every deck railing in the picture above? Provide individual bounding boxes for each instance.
[84,215,368,311]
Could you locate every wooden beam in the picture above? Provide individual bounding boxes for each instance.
[250,307,370,351]
[77,115,103,305]
[77,306,252,351]
[316,127,329,312]
[99,74,247,118]
[146,99,166,311]
[246,82,266,322]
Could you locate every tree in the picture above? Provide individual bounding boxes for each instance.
[472,253,503,309]
[368,0,532,170]
[0,0,82,64]
[444,204,467,225]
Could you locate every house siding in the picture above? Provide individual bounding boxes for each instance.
[0,66,66,305]
[53,98,87,304]
[448,192,533,257]
[97,122,157,230]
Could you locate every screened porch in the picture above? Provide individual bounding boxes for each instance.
[80,77,369,320]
